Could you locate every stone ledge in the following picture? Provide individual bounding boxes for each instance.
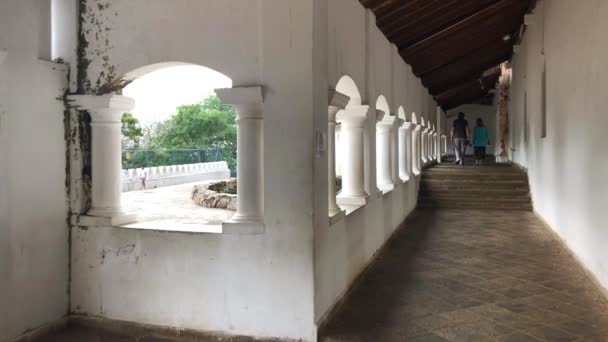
[222,221,265,235]
[329,210,346,227]
[76,213,138,227]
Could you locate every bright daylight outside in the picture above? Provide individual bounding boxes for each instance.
[120,65,236,233]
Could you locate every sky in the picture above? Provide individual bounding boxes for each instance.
[123,65,233,127]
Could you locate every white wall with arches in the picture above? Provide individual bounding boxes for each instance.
[314,0,438,325]
[2,0,445,341]
[70,1,318,341]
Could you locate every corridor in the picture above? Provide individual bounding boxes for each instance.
[321,170,608,341]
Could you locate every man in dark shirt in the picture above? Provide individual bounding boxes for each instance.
[451,112,470,165]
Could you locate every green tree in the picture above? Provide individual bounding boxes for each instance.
[148,95,237,170]
[121,112,144,149]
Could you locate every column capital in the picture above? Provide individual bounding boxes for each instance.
[400,121,413,130]
[413,124,422,131]
[377,115,396,128]
[67,94,135,123]
[0,49,7,64]
[328,89,350,123]
[375,109,386,123]
[328,88,350,110]
[337,105,369,127]
[215,86,264,119]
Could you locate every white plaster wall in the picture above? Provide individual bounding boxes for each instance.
[315,0,436,323]
[446,104,498,155]
[71,1,316,340]
[509,0,608,292]
[0,1,70,340]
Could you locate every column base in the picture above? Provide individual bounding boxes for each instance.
[378,183,395,194]
[336,194,369,206]
[328,206,344,217]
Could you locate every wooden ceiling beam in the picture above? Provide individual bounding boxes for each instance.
[400,6,525,76]
[436,71,500,101]
[398,0,523,57]
[382,0,501,48]
[422,38,512,94]
[436,72,500,109]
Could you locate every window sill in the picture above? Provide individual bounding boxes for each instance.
[378,184,395,195]
[38,59,68,72]
[74,214,264,235]
[329,210,346,226]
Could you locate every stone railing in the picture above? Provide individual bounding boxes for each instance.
[122,161,231,192]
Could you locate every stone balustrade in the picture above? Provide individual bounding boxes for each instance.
[122,161,231,192]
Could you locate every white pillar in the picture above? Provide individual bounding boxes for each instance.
[399,122,412,182]
[67,95,135,224]
[337,105,370,207]
[421,127,429,164]
[376,115,396,192]
[216,87,265,229]
[328,89,349,218]
[429,130,434,161]
[413,125,422,175]
[432,131,436,160]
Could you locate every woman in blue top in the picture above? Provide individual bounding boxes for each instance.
[472,118,490,165]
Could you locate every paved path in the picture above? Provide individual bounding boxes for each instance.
[121,182,234,233]
[321,209,608,341]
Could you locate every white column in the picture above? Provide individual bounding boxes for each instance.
[433,131,436,160]
[376,115,396,192]
[67,95,135,224]
[399,122,412,182]
[328,89,349,218]
[429,130,434,161]
[413,125,422,175]
[421,127,428,164]
[337,105,370,207]
[216,87,265,229]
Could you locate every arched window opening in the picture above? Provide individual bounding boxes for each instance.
[375,95,395,194]
[119,64,234,231]
[411,113,421,175]
[397,107,411,182]
[69,63,265,234]
[420,117,429,165]
[333,76,369,213]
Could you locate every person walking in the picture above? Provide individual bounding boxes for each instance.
[472,118,490,165]
[451,112,470,165]
[137,164,147,190]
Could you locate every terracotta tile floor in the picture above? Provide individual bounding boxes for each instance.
[321,209,608,341]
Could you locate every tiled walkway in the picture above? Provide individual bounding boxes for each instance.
[321,209,608,341]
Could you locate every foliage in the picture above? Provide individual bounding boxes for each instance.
[122,96,237,171]
[121,112,144,149]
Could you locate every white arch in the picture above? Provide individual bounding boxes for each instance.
[335,76,362,106]
[122,63,233,128]
[397,106,406,120]
[122,62,232,85]
[375,95,391,115]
